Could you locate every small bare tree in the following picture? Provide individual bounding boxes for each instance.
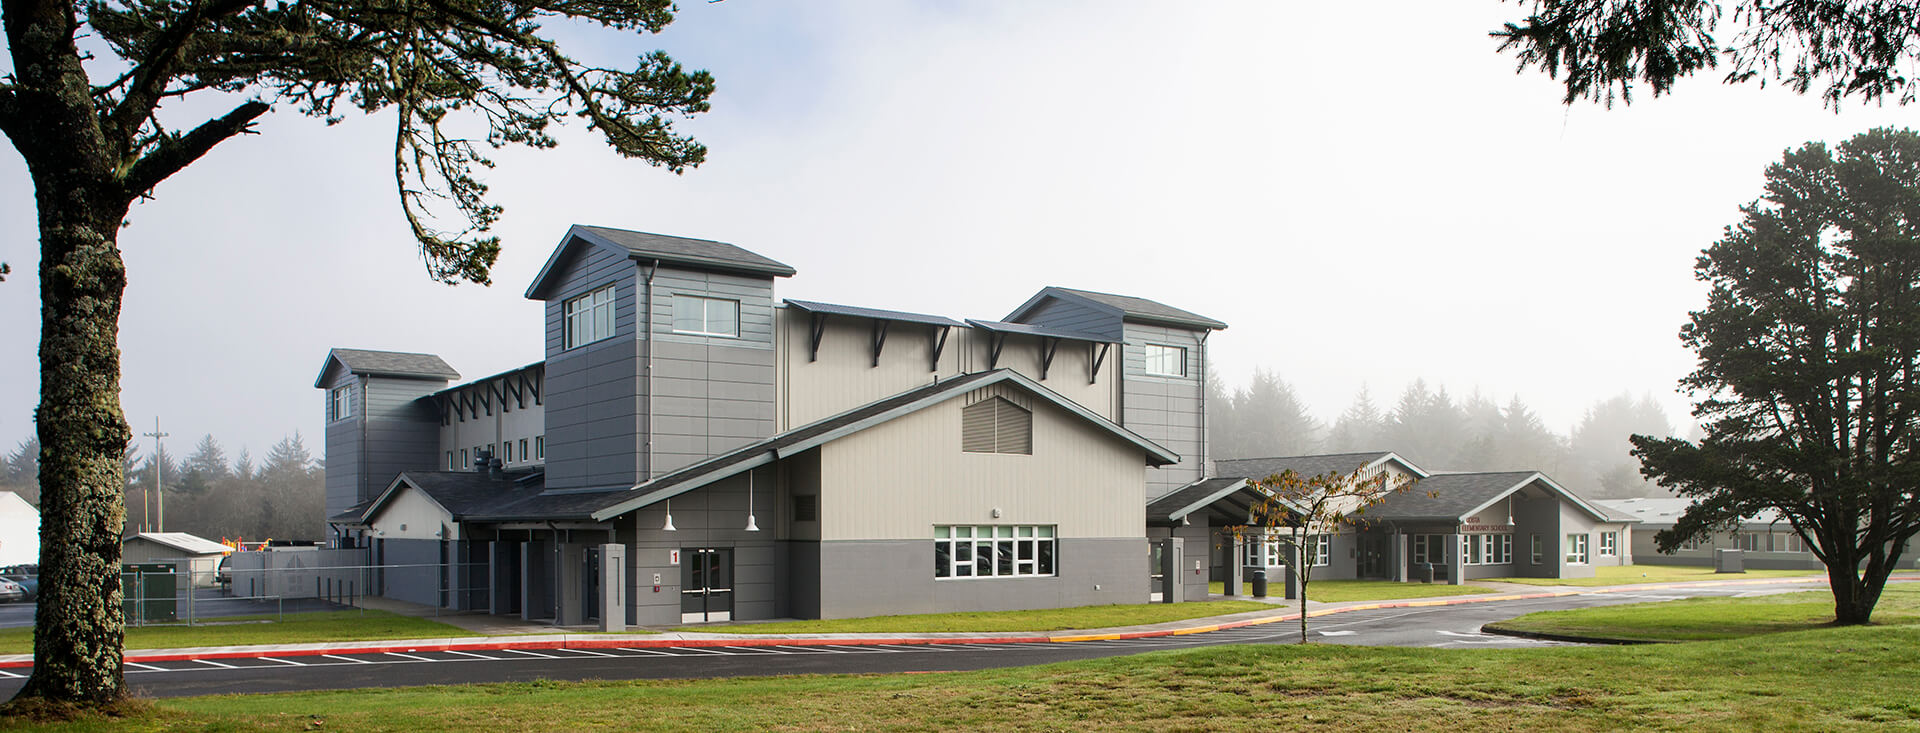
[1226,466,1417,643]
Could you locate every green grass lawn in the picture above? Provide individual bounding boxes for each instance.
[12,622,1920,731]
[1207,579,1497,602]
[676,600,1276,634]
[1483,564,1822,587]
[0,611,476,655]
[1485,583,1920,642]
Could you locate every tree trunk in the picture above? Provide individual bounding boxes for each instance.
[5,0,136,700]
[15,192,135,705]
[1828,562,1879,626]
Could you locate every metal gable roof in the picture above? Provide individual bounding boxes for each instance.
[1363,471,1616,524]
[313,348,460,388]
[525,225,795,299]
[1005,286,1227,331]
[127,532,229,556]
[1213,452,1429,483]
[964,319,1117,343]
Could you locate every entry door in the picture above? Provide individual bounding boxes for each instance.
[1359,536,1384,578]
[1147,543,1165,602]
[681,548,734,623]
[583,547,601,623]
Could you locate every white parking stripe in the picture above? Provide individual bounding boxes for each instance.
[383,652,435,662]
[125,662,166,671]
[555,648,618,657]
[446,650,502,660]
[197,659,236,669]
[500,649,560,659]
[675,647,735,655]
[259,657,306,666]
[322,654,372,664]
[617,647,681,657]
[0,669,21,678]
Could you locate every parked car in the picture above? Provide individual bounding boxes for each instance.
[1,574,36,601]
[0,578,25,603]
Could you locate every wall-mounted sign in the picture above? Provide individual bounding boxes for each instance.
[1460,523,1515,533]
[669,549,681,566]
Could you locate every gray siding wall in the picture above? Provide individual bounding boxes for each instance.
[321,370,443,520]
[813,537,1145,619]
[1120,323,1208,499]
[542,243,642,490]
[379,538,445,607]
[1017,298,1122,341]
[649,269,776,475]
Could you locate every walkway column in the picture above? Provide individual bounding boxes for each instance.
[1392,532,1408,583]
[1223,534,1243,597]
[599,543,626,632]
[1283,539,1303,600]
[1447,533,1464,585]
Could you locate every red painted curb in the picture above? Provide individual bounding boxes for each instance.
[1,574,1911,670]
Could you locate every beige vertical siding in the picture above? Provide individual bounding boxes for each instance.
[817,389,1147,541]
[371,487,457,540]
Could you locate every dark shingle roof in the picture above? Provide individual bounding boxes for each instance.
[1146,478,1255,525]
[1364,471,1538,522]
[315,348,459,387]
[1214,452,1409,482]
[1034,287,1227,330]
[576,225,795,277]
[965,319,1116,343]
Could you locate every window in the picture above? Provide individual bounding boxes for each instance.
[1412,534,1451,565]
[446,451,455,470]
[1599,531,1618,557]
[500,442,512,463]
[1306,535,1330,567]
[1565,533,1589,564]
[1679,536,1709,551]
[672,294,739,337]
[1740,532,1764,552]
[792,495,817,522]
[961,397,1032,455]
[935,525,1054,579]
[1530,534,1543,565]
[564,285,616,349]
[520,439,530,463]
[460,448,469,470]
[328,385,353,421]
[1459,534,1513,565]
[1144,344,1186,377]
[535,435,544,459]
[1772,533,1806,553]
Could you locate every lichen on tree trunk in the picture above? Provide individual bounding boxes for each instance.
[17,210,133,704]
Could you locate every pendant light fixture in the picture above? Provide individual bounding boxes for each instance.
[663,498,677,532]
[744,468,761,532]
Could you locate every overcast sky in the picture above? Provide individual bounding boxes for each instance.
[2,1,1914,462]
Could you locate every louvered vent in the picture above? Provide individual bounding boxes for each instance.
[962,396,1032,454]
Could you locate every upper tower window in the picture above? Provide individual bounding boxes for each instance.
[672,294,740,337]
[1144,344,1186,377]
[328,385,353,421]
[564,285,616,349]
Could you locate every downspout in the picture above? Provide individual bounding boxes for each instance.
[643,260,660,481]
[1198,330,1210,479]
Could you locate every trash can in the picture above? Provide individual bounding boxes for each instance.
[121,563,178,623]
[1250,567,1268,598]
[1419,562,1435,584]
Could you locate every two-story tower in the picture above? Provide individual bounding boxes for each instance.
[1004,287,1227,500]
[523,225,796,491]
[315,349,459,522]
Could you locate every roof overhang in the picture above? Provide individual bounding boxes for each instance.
[1456,473,1615,525]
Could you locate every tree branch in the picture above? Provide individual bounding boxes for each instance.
[104,0,260,154]
[120,100,269,198]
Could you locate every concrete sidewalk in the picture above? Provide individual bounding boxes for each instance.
[2,573,1910,669]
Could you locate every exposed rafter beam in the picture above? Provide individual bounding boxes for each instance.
[808,311,829,362]
[929,325,951,373]
[871,320,891,368]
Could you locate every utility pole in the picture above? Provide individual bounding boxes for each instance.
[143,417,168,532]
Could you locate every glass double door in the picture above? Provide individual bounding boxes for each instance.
[680,547,733,624]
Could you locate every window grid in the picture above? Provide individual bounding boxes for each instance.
[564,285,616,349]
[1565,533,1589,564]
[328,386,353,422]
[1599,531,1618,557]
[671,294,740,337]
[935,525,1055,579]
[1143,344,1186,377]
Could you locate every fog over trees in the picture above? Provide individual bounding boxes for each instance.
[1208,371,1678,499]
[2,432,324,542]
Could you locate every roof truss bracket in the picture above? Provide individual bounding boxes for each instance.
[929,325,951,373]
[870,319,891,368]
[988,331,1008,370]
[808,311,829,363]
[526,366,543,406]
[1039,336,1061,380]
[1089,342,1110,384]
